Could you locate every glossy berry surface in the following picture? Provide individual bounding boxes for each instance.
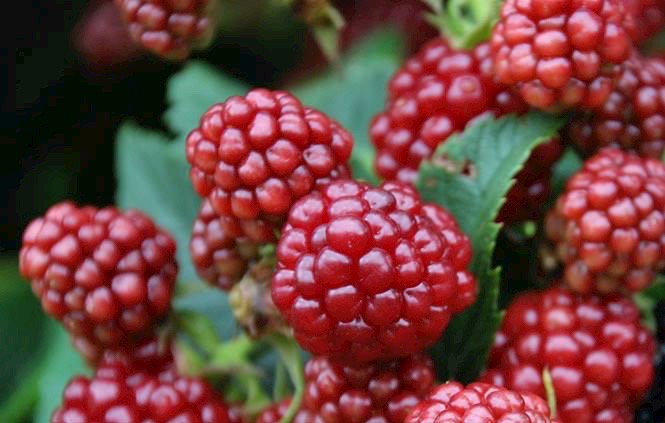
[545,148,665,294]
[406,381,556,423]
[19,202,177,350]
[370,38,562,223]
[491,0,633,110]
[186,88,353,232]
[51,341,232,423]
[256,398,291,423]
[190,198,263,291]
[294,354,435,423]
[272,180,476,363]
[482,286,655,423]
[624,0,665,44]
[114,0,215,60]
[566,55,665,159]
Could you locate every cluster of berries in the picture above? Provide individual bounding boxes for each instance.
[19,0,665,421]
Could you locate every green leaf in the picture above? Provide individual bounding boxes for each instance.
[417,112,564,382]
[33,324,88,423]
[164,61,249,139]
[291,30,406,183]
[634,275,665,332]
[0,259,48,422]
[115,122,201,282]
[427,0,501,49]
[550,147,583,201]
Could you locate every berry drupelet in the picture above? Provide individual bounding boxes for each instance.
[566,54,665,159]
[256,398,291,423]
[482,286,655,423]
[190,198,262,291]
[624,0,665,45]
[19,202,177,352]
[186,88,353,231]
[545,148,665,294]
[294,354,435,423]
[272,180,476,363]
[370,38,563,223]
[406,381,556,423]
[114,0,216,60]
[51,339,233,423]
[491,0,634,110]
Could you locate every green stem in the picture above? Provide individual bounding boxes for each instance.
[542,367,558,420]
[268,334,305,423]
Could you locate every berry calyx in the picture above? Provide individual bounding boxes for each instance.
[272,179,476,363]
[491,0,634,110]
[482,286,655,422]
[114,0,216,60]
[19,202,177,351]
[545,148,665,294]
[406,381,556,422]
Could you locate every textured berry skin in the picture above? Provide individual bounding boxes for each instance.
[51,342,232,423]
[186,89,353,233]
[19,202,177,349]
[545,148,665,294]
[190,198,261,291]
[482,286,655,423]
[256,398,291,423]
[114,0,215,60]
[566,55,665,159]
[625,0,665,44]
[370,38,562,223]
[272,180,476,363]
[293,354,435,423]
[406,381,556,423]
[491,0,633,110]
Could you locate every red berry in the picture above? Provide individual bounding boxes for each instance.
[51,341,232,423]
[190,198,264,291]
[492,0,634,110]
[545,148,665,294]
[482,286,655,422]
[19,202,177,351]
[406,381,556,422]
[186,88,353,233]
[294,354,435,423]
[256,398,291,423]
[566,54,665,159]
[272,180,476,363]
[624,0,665,44]
[114,0,216,60]
[370,38,563,223]
[73,0,142,70]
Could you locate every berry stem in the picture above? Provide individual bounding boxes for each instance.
[268,333,305,423]
[542,367,558,420]
[424,0,500,49]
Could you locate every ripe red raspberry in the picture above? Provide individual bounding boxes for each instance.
[482,286,655,423]
[491,0,633,110]
[406,381,556,422]
[114,0,215,60]
[271,179,476,363]
[370,38,563,223]
[186,88,353,232]
[566,54,665,159]
[545,148,665,294]
[19,202,177,350]
[256,398,291,423]
[51,342,232,423]
[294,354,435,423]
[625,0,665,44]
[190,198,265,291]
